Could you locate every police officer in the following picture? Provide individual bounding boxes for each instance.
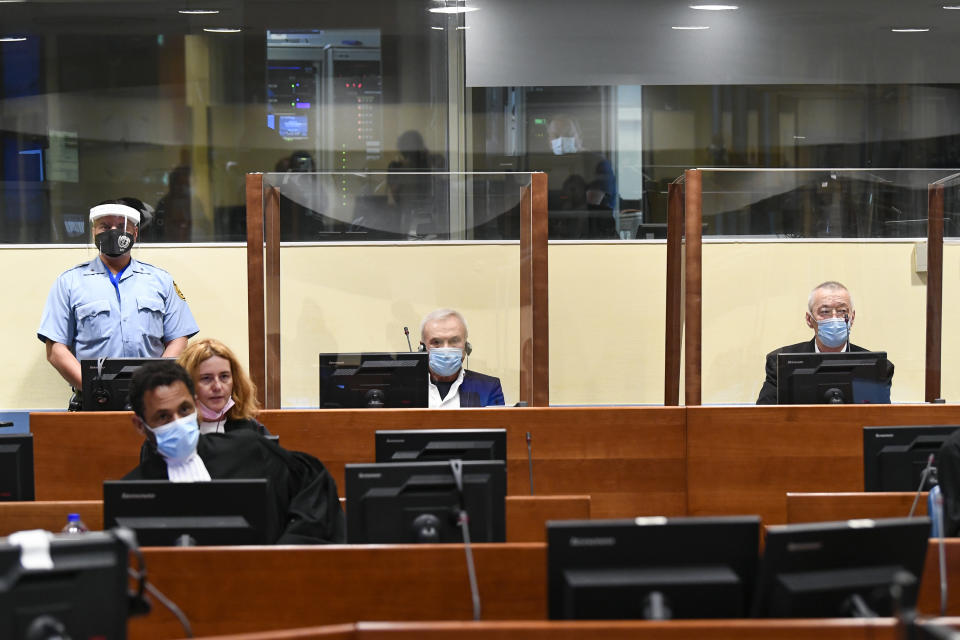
[37,198,199,400]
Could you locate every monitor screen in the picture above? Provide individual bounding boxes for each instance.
[81,358,172,411]
[277,114,309,139]
[776,351,891,404]
[318,352,428,408]
[0,530,129,639]
[345,460,506,543]
[863,425,960,492]
[375,428,507,463]
[103,479,272,546]
[752,517,929,618]
[0,434,34,501]
[547,516,760,620]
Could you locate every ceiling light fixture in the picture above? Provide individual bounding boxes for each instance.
[179,9,220,14]
[672,25,710,30]
[429,6,479,13]
[690,4,738,9]
[203,27,241,33]
[891,27,930,32]
[943,5,960,9]
[0,36,27,42]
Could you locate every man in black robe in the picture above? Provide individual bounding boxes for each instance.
[124,360,344,544]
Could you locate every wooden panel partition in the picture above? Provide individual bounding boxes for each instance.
[256,407,686,518]
[0,500,103,536]
[123,541,960,639]
[786,492,926,524]
[29,408,684,518]
[130,544,545,640]
[192,619,906,640]
[686,404,960,524]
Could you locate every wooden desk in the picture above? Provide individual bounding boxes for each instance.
[126,542,960,639]
[786,492,927,524]
[31,408,685,518]
[0,495,589,543]
[0,500,103,536]
[131,544,545,639]
[191,619,906,640]
[686,404,960,524]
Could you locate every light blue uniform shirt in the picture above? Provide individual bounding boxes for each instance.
[37,257,199,359]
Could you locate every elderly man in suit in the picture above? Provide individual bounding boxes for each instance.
[756,281,894,404]
[420,308,504,408]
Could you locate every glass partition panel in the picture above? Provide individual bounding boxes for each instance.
[259,171,533,408]
[937,173,960,403]
[697,168,954,405]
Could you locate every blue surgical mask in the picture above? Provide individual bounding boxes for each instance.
[817,317,849,349]
[151,411,200,463]
[429,347,463,377]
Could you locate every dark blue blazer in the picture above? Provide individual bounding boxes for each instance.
[458,370,505,407]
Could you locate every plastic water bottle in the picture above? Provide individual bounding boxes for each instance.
[61,513,88,535]
[928,485,943,538]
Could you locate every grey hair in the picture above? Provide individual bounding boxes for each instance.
[420,308,468,340]
[807,281,854,313]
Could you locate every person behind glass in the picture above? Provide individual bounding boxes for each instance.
[125,359,344,544]
[421,308,505,408]
[37,198,199,398]
[755,280,894,404]
[541,114,616,239]
[177,338,269,436]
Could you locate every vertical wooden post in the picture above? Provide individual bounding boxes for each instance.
[664,179,685,406]
[245,173,266,406]
[684,169,703,406]
[264,187,281,409]
[926,183,944,402]
[520,172,549,406]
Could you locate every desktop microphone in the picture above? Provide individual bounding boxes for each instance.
[449,459,482,621]
[526,432,534,495]
[403,326,413,352]
[908,454,936,518]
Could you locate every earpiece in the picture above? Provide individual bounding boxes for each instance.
[418,342,426,353]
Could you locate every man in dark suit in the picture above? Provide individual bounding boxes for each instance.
[756,281,894,404]
[420,308,505,408]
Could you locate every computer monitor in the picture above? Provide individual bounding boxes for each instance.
[863,425,960,492]
[345,460,506,543]
[547,516,760,620]
[751,517,930,618]
[375,428,507,463]
[103,479,272,546]
[0,434,34,501]
[776,351,891,404]
[0,530,130,639]
[318,352,428,408]
[81,357,171,411]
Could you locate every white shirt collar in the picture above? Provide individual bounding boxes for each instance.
[166,451,212,482]
[428,368,465,409]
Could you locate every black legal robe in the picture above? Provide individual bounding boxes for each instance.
[125,429,345,544]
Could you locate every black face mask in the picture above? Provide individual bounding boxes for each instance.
[95,228,135,257]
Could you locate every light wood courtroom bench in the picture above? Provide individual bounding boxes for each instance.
[786,492,927,523]
[187,619,911,640]
[0,495,590,543]
[116,541,960,638]
[30,407,686,518]
[686,404,960,525]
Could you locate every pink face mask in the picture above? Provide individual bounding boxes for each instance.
[198,396,235,422]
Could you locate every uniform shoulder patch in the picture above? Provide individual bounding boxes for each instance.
[173,281,186,301]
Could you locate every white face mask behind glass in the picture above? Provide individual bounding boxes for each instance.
[550,136,578,155]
